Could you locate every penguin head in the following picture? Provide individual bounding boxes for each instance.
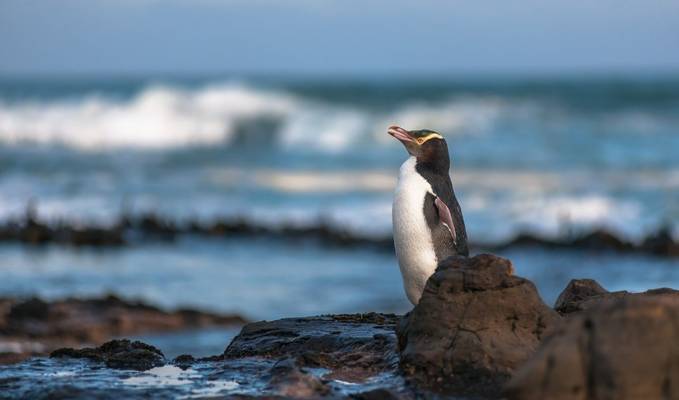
[388,125,450,167]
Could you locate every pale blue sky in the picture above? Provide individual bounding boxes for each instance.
[1,0,678,76]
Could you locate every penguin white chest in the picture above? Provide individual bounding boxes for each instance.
[392,157,438,305]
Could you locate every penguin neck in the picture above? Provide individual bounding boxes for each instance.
[415,156,450,176]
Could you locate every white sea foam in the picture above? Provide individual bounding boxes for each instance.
[207,168,397,193]
[506,195,643,239]
[123,365,199,387]
[0,83,295,150]
[0,83,521,152]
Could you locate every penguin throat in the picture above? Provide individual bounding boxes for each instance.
[415,157,450,175]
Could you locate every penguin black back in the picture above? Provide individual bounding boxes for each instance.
[414,134,469,257]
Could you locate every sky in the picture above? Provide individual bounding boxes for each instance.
[1,0,679,76]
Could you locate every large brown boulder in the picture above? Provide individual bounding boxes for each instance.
[397,254,561,397]
[505,294,679,400]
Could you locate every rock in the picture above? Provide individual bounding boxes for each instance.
[642,227,679,257]
[7,298,50,320]
[0,294,247,364]
[171,354,196,369]
[495,228,679,258]
[350,388,403,400]
[66,226,125,246]
[224,313,402,385]
[266,358,330,398]
[397,254,561,397]
[50,339,165,371]
[570,229,635,252]
[554,279,610,314]
[505,295,679,400]
[502,232,561,249]
[554,278,679,315]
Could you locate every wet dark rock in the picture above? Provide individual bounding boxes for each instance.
[397,254,561,397]
[172,354,196,369]
[22,385,131,400]
[505,295,679,400]
[554,278,679,315]
[266,358,331,398]
[224,313,403,385]
[350,388,403,400]
[51,339,165,371]
[0,294,247,364]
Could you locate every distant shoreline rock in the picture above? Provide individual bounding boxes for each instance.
[1,209,677,257]
[0,294,247,365]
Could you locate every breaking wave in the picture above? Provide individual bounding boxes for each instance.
[0,83,294,150]
[0,82,519,152]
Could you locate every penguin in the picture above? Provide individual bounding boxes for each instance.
[388,125,468,305]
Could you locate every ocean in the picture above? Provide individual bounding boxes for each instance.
[0,75,678,352]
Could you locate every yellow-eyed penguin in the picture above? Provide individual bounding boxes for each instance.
[388,125,468,305]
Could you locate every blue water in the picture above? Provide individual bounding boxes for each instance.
[0,75,678,355]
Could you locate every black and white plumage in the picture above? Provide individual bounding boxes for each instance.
[388,126,468,305]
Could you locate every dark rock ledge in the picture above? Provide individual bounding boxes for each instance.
[6,254,679,399]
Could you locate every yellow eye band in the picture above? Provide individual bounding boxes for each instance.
[415,132,443,145]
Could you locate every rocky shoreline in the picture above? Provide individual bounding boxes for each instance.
[1,254,677,399]
[1,209,677,257]
[0,294,247,365]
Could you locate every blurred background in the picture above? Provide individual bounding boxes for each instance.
[1,0,678,357]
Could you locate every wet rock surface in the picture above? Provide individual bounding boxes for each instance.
[50,339,165,371]
[223,313,409,396]
[224,313,400,381]
[0,294,246,364]
[397,254,561,398]
[0,313,412,399]
[506,293,679,400]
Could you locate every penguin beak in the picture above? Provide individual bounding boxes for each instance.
[387,126,414,143]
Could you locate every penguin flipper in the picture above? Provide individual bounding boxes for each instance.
[434,196,457,243]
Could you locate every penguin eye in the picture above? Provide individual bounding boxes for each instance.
[416,138,425,145]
